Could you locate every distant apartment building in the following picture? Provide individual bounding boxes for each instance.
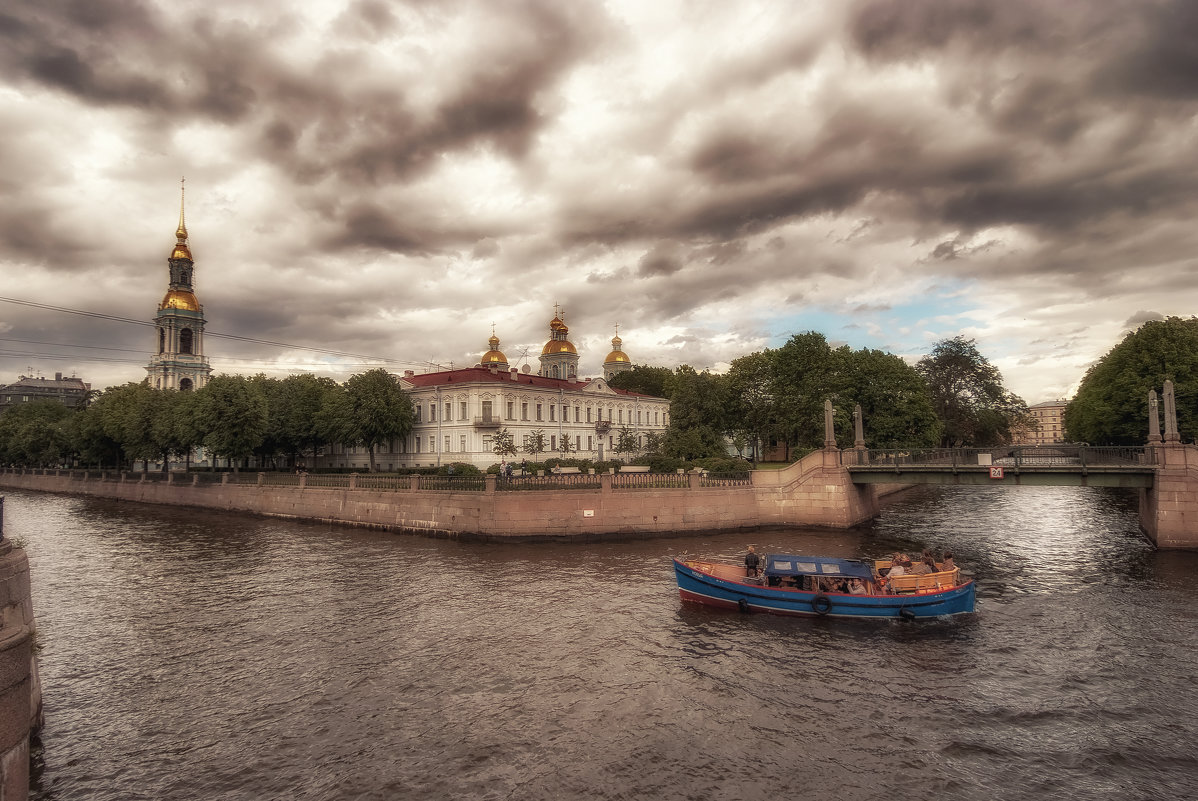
[1015,399,1069,445]
[0,372,92,410]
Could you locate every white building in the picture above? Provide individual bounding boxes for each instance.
[320,314,669,470]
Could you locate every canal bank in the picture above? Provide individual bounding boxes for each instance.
[0,500,42,801]
[0,453,908,540]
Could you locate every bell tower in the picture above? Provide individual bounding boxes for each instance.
[146,179,212,391]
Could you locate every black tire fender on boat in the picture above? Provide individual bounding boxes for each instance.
[811,594,832,615]
[737,598,751,614]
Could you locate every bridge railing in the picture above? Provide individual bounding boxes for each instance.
[845,445,1151,468]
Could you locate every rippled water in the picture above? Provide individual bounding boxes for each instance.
[5,484,1197,800]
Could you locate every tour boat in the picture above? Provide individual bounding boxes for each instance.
[673,554,975,620]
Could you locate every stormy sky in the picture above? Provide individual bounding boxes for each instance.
[2,0,1196,404]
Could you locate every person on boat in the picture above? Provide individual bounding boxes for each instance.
[848,579,868,595]
[744,546,760,577]
[941,551,955,572]
[911,550,934,575]
[885,556,907,578]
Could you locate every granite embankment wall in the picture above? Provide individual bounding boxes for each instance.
[1139,443,1198,549]
[0,449,904,540]
[0,528,41,801]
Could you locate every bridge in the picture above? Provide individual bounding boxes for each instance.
[843,445,1156,488]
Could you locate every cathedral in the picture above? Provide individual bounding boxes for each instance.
[319,312,668,471]
[146,181,212,391]
[141,184,665,470]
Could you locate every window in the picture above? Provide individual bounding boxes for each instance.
[618,409,623,424]
[444,436,451,452]
[536,403,543,421]
[430,404,436,422]
[445,403,452,421]
[415,436,421,453]
[576,435,581,450]
[550,405,556,422]
[460,435,466,451]
[562,405,568,420]
[482,400,492,421]
[507,401,514,420]
[587,436,593,451]
[416,406,422,422]
[428,438,434,453]
[180,328,193,355]
[587,407,592,423]
[522,402,529,421]
[551,435,557,450]
[460,401,467,419]
[574,406,580,422]
[637,410,641,425]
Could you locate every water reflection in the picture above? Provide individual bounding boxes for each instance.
[5,484,1196,801]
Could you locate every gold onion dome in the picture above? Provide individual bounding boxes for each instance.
[481,334,508,365]
[161,289,200,311]
[605,334,629,364]
[541,339,578,355]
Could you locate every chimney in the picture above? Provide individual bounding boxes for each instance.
[55,372,62,381]
[404,370,415,378]
[510,369,518,381]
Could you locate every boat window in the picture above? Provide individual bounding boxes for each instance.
[794,561,817,573]
[821,564,842,574]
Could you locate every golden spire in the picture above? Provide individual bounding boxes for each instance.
[175,176,188,242]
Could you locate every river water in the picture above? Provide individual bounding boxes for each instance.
[4,484,1197,801]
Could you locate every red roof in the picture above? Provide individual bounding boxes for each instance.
[400,367,659,398]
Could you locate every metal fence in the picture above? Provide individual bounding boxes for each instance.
[847,446,1151,468]
[497,473,603,491]
[700,470,752,487]
[612,472,690,490]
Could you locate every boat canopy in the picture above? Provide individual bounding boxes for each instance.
[763,555,875,580]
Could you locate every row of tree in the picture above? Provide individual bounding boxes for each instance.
[0,369,413,471]
[1066,316,1198,445]
[610,333,1032,458]
[1,332,1047,470]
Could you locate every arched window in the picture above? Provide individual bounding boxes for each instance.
[180,328,193,354]
[158,328,165,354]
[180,378,193,392]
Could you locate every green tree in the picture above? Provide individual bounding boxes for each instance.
[769,332,837,456]
[1066,316,1198,445]
[643,430,665,454]
[663,365,728,459]
[725,351,776,459]
[91,382,166,471]
[608,365,673,397]
[332,368,415,472]
[524,429,547,459]
[558,432,576,456]
[613,426,638,457]
[0,402,74,466]
[832,347,942,448]
[491,427,518,459]
[916,336,1028,446]
[194,375,269,471]
[268,373,340,467]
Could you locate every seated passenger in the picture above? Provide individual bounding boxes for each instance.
[848,579,868,595]
[941,551,955,572]
[911,553,933,575]
[886,559,906,578]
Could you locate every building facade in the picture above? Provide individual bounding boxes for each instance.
[0,373,91,410]
[318,315,669,471]
[146,182,212,391]
[1016,399,1069,445]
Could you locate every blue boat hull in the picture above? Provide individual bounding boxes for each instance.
[673,559,975,619]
